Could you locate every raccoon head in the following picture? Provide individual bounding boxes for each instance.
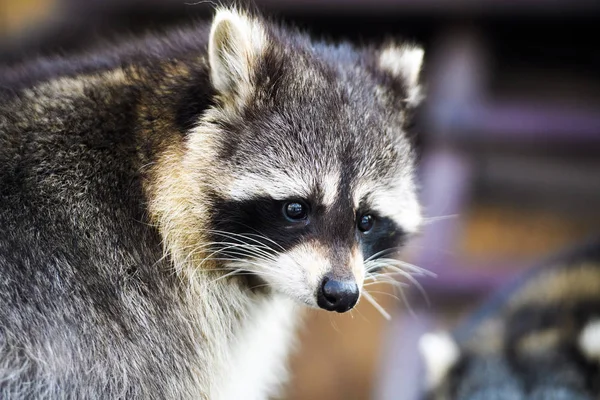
[156,8,424,313]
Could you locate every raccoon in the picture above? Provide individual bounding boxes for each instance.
[0,7,425,400]
[420,238,600,400]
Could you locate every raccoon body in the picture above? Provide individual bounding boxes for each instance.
[0,8,424,399]
[420,238,600,400]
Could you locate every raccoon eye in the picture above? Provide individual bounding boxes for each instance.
[358,214,374,232]
[283,201,308,221]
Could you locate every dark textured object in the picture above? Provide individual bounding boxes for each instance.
[421,238,600,400]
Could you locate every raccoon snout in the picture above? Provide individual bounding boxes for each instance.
[317,274,359,313]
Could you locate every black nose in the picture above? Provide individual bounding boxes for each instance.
[317,275,359,313]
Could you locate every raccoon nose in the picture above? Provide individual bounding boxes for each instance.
[317,275,359,313]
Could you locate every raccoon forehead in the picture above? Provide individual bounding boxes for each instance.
[225,168,341,206]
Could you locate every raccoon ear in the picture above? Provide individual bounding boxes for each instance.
[208,9,266,98]
[378,44,424,107]
[419,331,460,390]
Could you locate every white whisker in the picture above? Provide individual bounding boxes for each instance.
[422,214,458,225]
[362,290,391,320]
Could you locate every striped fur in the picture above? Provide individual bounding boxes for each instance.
[0,8,423,399]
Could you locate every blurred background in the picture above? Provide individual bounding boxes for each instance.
[2,0,600,398]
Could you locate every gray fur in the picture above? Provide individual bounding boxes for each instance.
[0,8,423,399]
